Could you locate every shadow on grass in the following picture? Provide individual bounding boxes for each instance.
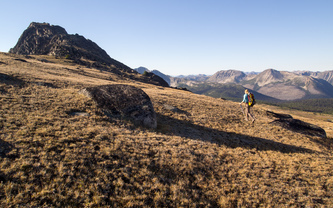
[155,113,313,154]
[309,136,333,151]
[0,138,16,158]
[0,72,25,86]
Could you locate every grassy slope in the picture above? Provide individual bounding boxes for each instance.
[0,53,333,207]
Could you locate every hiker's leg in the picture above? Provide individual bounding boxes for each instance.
[245,105,249,120]
[248,106,255,122]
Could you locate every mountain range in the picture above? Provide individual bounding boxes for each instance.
[138,68,333,101]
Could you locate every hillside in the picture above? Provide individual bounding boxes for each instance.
[1,52,333,207]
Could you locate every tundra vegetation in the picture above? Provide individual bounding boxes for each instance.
[0,52,333,207]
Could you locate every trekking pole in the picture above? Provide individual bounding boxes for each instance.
[239,103,245,116]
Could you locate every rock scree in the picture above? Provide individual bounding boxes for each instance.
[80,84,157,129]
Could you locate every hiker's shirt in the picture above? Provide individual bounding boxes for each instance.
[242,93,249,104]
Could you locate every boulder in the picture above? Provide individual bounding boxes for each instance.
[81,84,157,129]
[266,111,326,137]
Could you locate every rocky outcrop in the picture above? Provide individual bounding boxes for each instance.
[151,70,170,86]
[141,71,169,87]
[81,84,157,129]
[134,67,170,87]
[266,111,326,137]
[9,22,131,71]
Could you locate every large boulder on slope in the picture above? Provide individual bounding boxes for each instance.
[81,84,157,129]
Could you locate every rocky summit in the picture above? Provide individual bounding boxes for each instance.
[9,22,169,88]
[10,22,131,71]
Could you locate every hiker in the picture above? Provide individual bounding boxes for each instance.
[240,89,256,123]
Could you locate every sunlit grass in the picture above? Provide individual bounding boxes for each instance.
[0,53,332,207]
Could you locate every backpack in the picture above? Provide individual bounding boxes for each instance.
[248,93,256,107]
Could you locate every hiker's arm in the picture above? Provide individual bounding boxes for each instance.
[240,94,246,104]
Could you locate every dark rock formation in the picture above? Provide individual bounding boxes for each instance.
[9,22,131,71]
[151,70,170,85]
[134,67,170,87]
[142,71,169,87]
[81,84,157,129]
[266,111,326,137]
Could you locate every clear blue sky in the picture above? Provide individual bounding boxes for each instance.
[1,0,332,76]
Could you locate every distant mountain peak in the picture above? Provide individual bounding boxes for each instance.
[207,69,246,83]
[135,67,150,74]
[262,68,282,76]
[254,68,284,86]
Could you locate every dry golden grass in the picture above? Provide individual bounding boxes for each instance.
[0,53,333,207]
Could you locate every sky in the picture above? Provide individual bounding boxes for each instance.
[0,0,332,76]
